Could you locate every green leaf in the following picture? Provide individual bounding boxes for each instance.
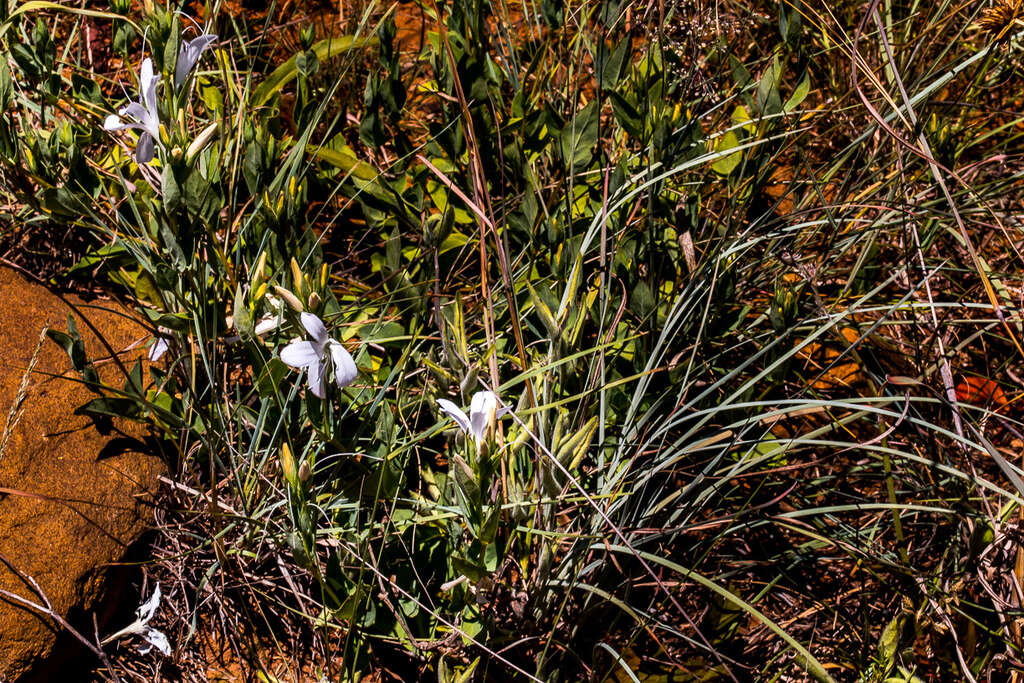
[878,612,903,671]
[308,141,378,181]
[711,131,742,175]
[779,0,803,43]
[134,270,164,310]
[250,35,377,107]
[45,328,74,358]
[784,71,811,112]
[527,281,561,341]
[122,360,143,396]
[76,396,141,419]
[756,55,783,115]
[479,504,501,545]
[141,309,190,331]
[233,283,253,338]
[47,315,99,387]
[183,167,217,220]
[200,82,223,116]
[113,22,135,55]
[729,54,753,89]
[609,90,643,139]
[597,38,630,91]
[559,100,599,171]
[0,58,11,110]
[162,13,180,77]
[68,242,130,274]
[161,164,181,212]
[452,557,487,583]
[296,50,319,76]
[159,222,186,268]
[357,320,404,342]
[256,358,289,398]
[451,455,481,527]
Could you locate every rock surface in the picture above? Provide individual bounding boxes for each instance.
[0,267,163,680]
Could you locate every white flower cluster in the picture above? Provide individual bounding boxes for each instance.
[103,31,217,163]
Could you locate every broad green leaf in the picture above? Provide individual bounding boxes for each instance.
[452,557,487,583]
[250,35,377,107]
[0,59,11,110]
[308,143,378,181]
[732,105,756,134]
[233,283,253,338]
[256,358,289,399]
[161,164,181,212]
[559,100,600,171]
[785,72,811,112]
[711,131,742,175]
[134,270,164,310]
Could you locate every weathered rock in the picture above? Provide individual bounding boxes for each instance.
[0,267,164,680]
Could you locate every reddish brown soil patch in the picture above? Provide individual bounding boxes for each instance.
[0,266,164,680]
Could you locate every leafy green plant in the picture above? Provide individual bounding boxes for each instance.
[3,0,1024,681]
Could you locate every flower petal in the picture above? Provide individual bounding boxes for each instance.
[140,627,171,656]
[140,58,159,118]
[299,312,329,348]
[118,102,149,124]
[148,337,169,362]
[329,340,357,388]
[437,399,471,434]
[175,34,218,89]
[140,57,154,90]
[136,583,161,623]
[253,316,281,336]
[280,340,319,368]
[135,132,155,164]
[103,114,135,131]
[469,391,497,443]
[307,357,327,399]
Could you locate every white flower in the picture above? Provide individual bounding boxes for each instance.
[174,32,218,89]
[280,312,357,399]
[103,57,161,164]
[102,583,172,656]
[437,390,510,450]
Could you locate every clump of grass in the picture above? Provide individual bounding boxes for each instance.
[2,0,1024,680]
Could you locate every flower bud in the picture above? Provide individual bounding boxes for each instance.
[307,291,321,311]
[279,443,297,489]
[253,282,268,303]
[186,122,219,163]
[273,286,304,312]
[252,251,268,289]
[290,257,305,293]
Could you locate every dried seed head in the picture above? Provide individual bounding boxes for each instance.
[975,0,1021,37]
